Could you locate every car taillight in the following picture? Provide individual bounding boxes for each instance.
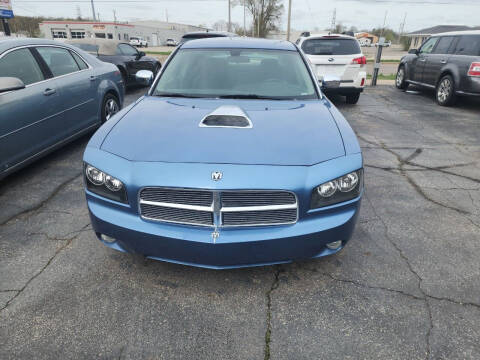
[360,78,365,87]
[352,56,367,66]
[468,62,480,77]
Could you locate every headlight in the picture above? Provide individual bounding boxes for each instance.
[311,169,363,209]
[84,163,128,203]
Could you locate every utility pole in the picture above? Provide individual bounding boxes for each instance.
[165,9,169,23]
[380,10,387,37]
[228,0,231,32]
[330,8,336,32]
[243,0,246,36]
[398,13,407,43]
[113,9,117,23]
[286,0,292,41]
[90,0,96,21]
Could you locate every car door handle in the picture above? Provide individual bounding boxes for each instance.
[440,60,447,64]
[90,75,96,81]
[43,88,56,96]
[419,58,426,62]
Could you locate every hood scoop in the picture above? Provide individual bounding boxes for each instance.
[199,105,252,128]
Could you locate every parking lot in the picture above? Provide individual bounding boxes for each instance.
[1,85,479,359]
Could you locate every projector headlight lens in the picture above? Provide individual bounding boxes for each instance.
[84,163,127,203]
[311,169,363,209]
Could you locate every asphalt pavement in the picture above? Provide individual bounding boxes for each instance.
[1,86,479,359]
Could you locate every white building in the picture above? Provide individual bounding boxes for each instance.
[39,20,207,46]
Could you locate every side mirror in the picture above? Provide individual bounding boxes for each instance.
[135,70,154,86]
[137,51,146,58]
[408,49,419,55]
[0,77,26,93]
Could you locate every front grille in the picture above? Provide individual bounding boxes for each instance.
[139,188,298,227]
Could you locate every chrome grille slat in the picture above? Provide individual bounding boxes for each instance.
[139,188,298,227]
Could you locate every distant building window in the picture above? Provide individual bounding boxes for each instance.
[124,33,129,41]
[118,34,121,40]
[107,33,113,39]
[52,30,67,39]
[95,33,106,39]
[70,30,85,39]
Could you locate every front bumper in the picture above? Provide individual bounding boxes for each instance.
[84,148,363,269]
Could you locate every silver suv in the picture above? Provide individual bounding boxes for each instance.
[396,30,480,106]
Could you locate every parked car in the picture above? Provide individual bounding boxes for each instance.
[83,37,364,269]
[396,30,480,106]
[165,38,178,47]
[129,37,148,48]
[67,39,161,86]
[0,38,124,180]
[297,33,367,104]
[179,31,237,45]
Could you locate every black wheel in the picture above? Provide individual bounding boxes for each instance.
[346,93,360,104]
[101,93,120,123]
[396,66,409,91]
[436,75,456,106]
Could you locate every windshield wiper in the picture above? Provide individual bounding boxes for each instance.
[154,92,206,98]
[218,94,280,100]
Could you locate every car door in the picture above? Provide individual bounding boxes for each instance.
[35,46,98,136]
[117,43,143,80]
[411,37,438,83]
[423,36,456,86]
[0,47,64,174]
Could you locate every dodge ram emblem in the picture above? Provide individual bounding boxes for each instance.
[211,171,222,181]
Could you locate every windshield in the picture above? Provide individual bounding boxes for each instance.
[302,38,361,55]
[153,48,317,99]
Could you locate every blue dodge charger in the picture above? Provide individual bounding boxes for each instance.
[83,37,363,269]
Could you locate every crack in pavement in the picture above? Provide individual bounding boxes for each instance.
[264,266,282,360]
[0,223,90,312]
[0,172,82,227]
[364,193,434,360]
[28,225,92,242]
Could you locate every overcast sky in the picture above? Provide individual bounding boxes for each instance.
[9,0,480,33]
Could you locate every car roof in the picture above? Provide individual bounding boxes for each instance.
[433,30,480,37]
[180,37,297,51]
[0,38,76,54]
[302,33,356,40]
[181,31,237,38]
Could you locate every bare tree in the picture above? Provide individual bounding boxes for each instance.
[245,0,283,38]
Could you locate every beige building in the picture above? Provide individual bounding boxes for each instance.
[407,25,473,49]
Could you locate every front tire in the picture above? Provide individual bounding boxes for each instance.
[101,93,120,123]
[396,66,409,91]
[436,75,456,106]
[346,93,360,104]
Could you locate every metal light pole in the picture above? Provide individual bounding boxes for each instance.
[2,19,11,36]
[243,0,246,36]
[286,0,292,41]
[228,0,231,32]
[90,0,97,21]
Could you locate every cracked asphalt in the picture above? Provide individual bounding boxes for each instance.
[1,86,479,359]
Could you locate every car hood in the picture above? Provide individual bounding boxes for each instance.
[100,96,345,166]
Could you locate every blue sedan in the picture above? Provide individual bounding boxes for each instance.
[83,37,363,269]
[0,38,124,179]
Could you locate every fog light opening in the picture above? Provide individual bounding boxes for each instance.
[101,234,116,244]
[326,241,342,250]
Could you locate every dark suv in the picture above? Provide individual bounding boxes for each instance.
[396,31,480,106]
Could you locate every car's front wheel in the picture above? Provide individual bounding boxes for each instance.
[346,93,360,104]
[436,75,456,106]
[101,93,120,123]
[396,66,409,91]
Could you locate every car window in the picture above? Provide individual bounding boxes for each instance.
[301,38,361,55]
[36,47,80,77]
[455,35,480,56]
[419,37,438,54]
[0,48,44,85]
[72,43,99,54]
[432,37,455,54]
[70,51,88,70]
[153,48,317,100]
[117,44,138,56]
